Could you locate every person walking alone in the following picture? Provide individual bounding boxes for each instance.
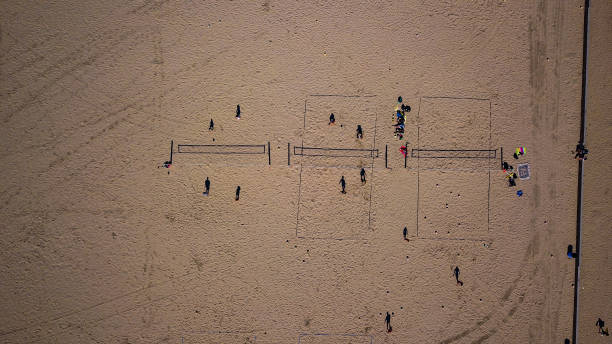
[339,176,346,194]
[360,168,366,184]
[235,186,241,201]
[204,177,211,195]
[453,266,463,286]
[385,312,392,332]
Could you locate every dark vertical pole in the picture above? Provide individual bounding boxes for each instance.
[573,1,590,343]
[404,142,407,168]
[385,144,388,169]
[268,142,271,165]
[288,143,290,166]
[169,140,173,163]
[579,1,589,144]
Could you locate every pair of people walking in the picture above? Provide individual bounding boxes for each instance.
[207,104,241,130]
[339,168,367,194]
[203,177,240,200]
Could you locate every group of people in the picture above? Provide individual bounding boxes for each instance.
[502,147,525,187]
[175,103,602,337]
[502,161,518,187]
[202,177,241,200]
[393,96,410,140]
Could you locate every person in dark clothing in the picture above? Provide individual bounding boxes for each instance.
[356,125,363,139]
[204,177,210,195]
[385,312,392,332]
[360,168,366,184]
[236,104,241,119]
[235,186,241,200]
[329,113,335,125]
[453,266,464,286]
[209,119,214,130]
[339,176,346,194]
[597,318,606,334]
[597,317,610,336]
[508,172,517,187]
[403,226,408,241]
[575,150,587,160]
[575,142,588,160]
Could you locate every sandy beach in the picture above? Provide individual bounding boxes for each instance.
[1,1,610,343]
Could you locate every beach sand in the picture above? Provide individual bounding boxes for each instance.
[578,0,612,342]
[0,1,608,343]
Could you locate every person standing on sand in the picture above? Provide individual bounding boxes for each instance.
[339,176,346,194]
[403,227,408,241]
[401,104,411,115]
[597,318,605,333]
[360,168,366,184]
[396,110,403,122]
[235,186,241,201]
[596,318,610,335]
[329,113,335,125]
[385,312,392,332]
[453,266,464,286]
[236,104,241,119]
[209,119,214,130]
[508,176,517,187]
[204,177,211,195]
[356,125,363,139]
[575,142,588,160]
